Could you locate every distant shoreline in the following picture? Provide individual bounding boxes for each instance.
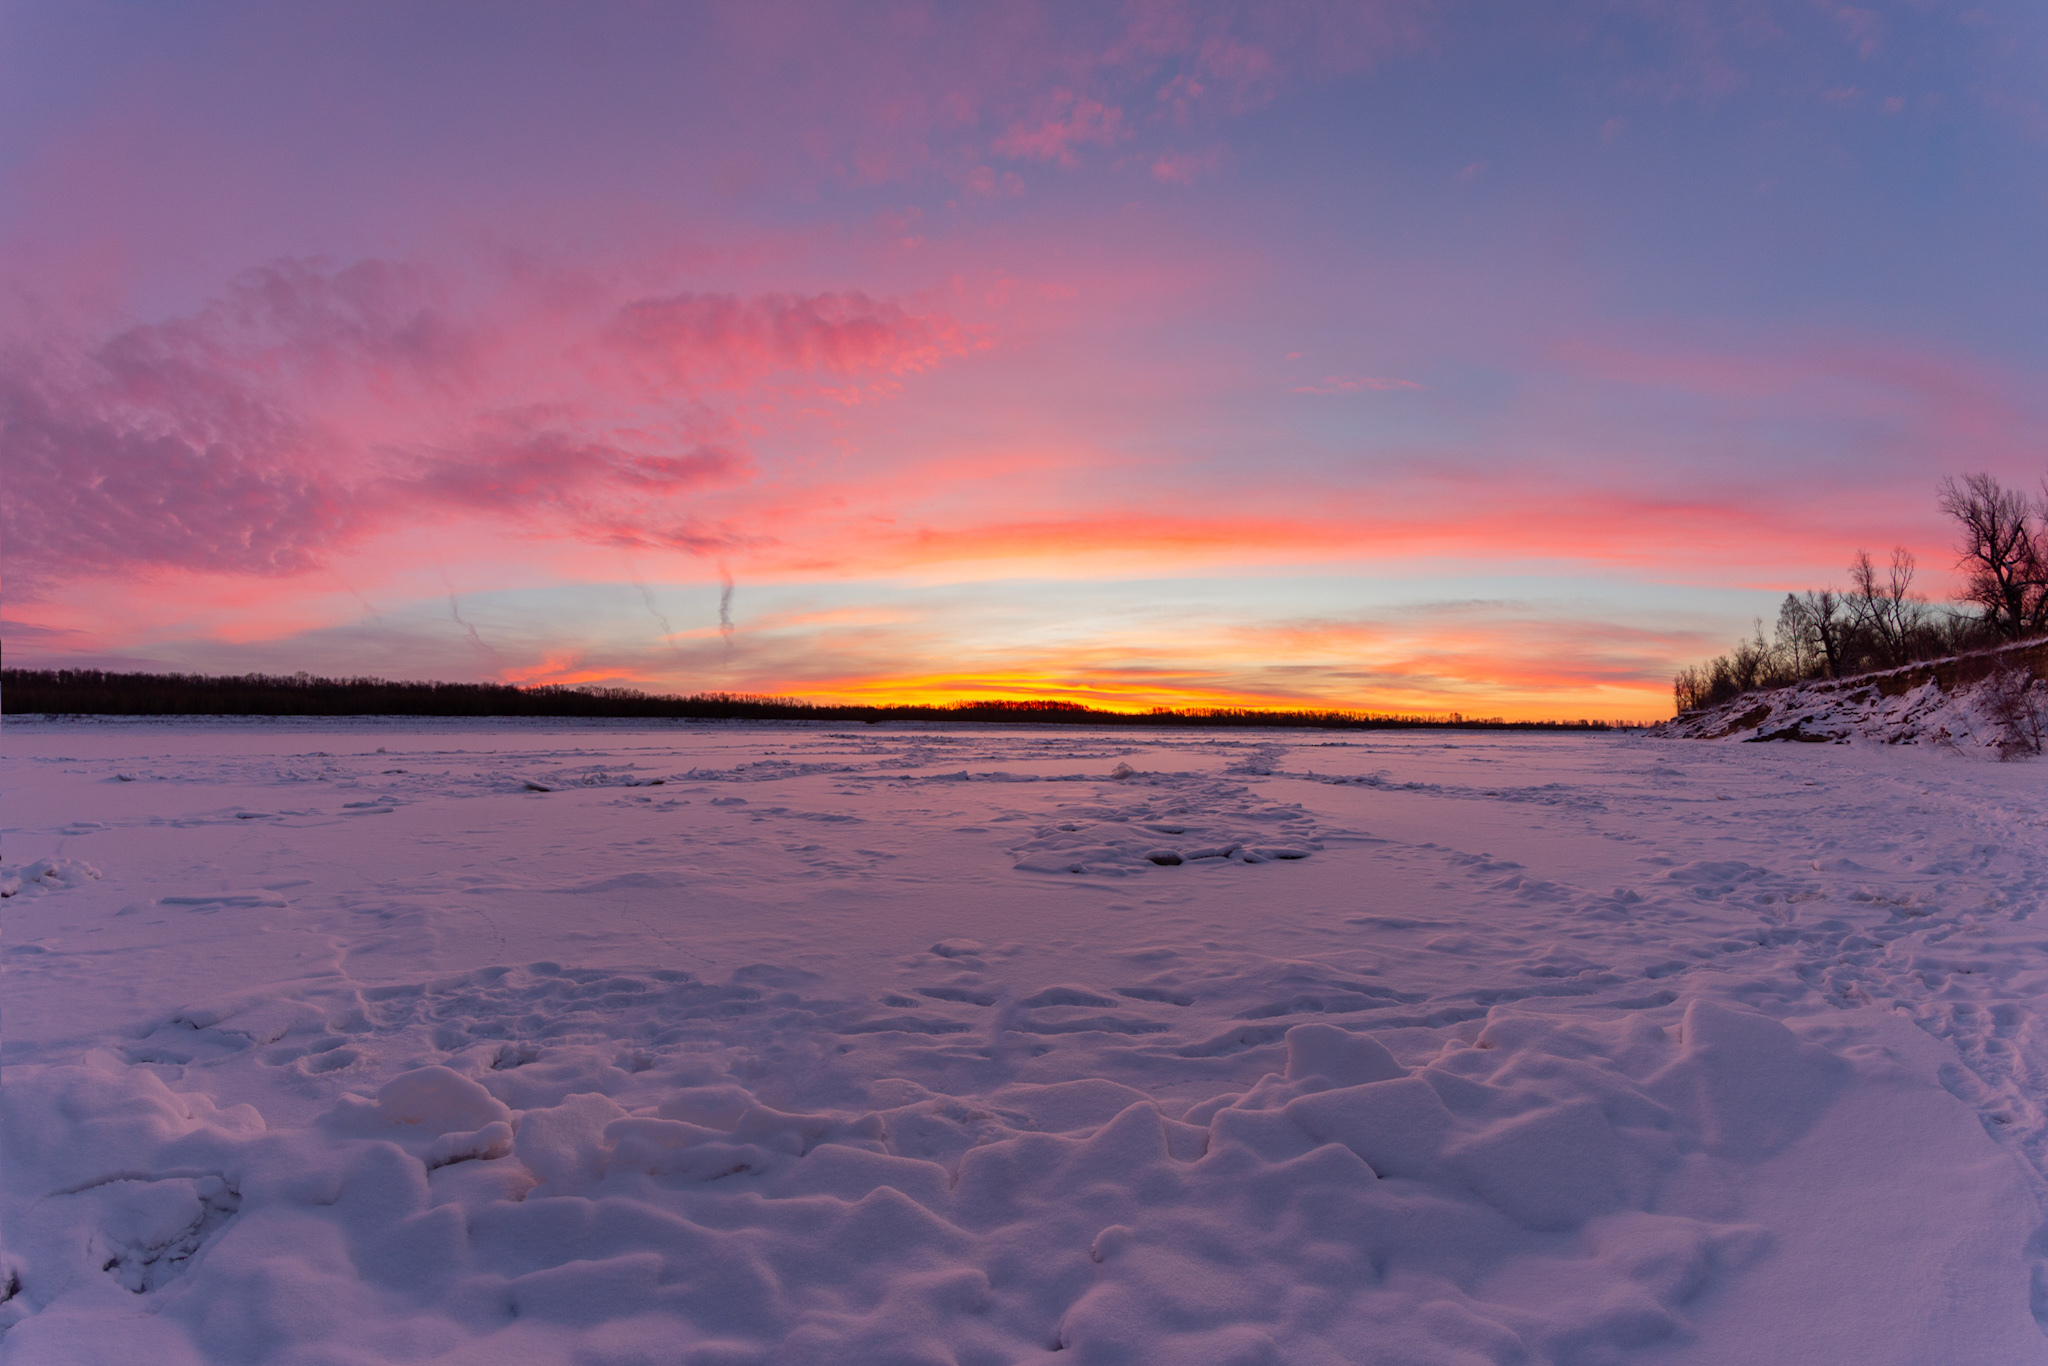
[0,669,1635,731]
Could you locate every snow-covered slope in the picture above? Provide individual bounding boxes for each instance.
[1660,639,2048,752]
[4,722,2046,1364]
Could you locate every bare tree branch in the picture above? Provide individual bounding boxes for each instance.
[1938,473,2044,640]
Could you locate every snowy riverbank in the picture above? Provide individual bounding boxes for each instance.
[1660,638,2048,753]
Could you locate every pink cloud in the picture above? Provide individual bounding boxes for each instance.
[961,165,1025,198]
[1150,146,1224,183]
[1543,332,2037,464]
[608,291,969,383]
[756,485,1855,583]
[0,345,352,589]
[1,259,971,594]
[994,90,1127,166]
[1154,72,1206,124]
[411,426,745,531]
[1823,3,1884,60]
[1191,34,1279,112]
[783,2,1431,182]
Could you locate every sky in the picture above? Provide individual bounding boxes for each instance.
[3,1,2044,720]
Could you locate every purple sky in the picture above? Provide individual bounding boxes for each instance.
[5,1,2044,717]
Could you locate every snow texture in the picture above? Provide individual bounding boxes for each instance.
[3,720,2045,1364]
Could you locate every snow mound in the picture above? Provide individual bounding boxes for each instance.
[0,858,102,899]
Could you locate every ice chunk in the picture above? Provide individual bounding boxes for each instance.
[655,1086,756,1129]
[987,1079,1156,1133]
[1283,1023,1406,1087]
[322,1066,513,1144]
[515,1092,629,1195]
[0,857,102,898]
[423,1121,514,1169]
[1284,1076,1456,1179]
[1647,1000,1849,1159]
[1443,1098,1626,1230]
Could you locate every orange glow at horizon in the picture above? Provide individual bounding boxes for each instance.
[720,675,1670,723]
[459,644,1685,723]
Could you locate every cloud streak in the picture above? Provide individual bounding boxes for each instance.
[1289,375,1424,394]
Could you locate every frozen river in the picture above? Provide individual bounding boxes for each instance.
[4,720,2044,1363]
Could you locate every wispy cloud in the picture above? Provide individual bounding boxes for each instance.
[995,91,1127,166]
[1288,375,1424,394]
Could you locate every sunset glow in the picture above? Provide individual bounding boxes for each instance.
[5,2,2044,719]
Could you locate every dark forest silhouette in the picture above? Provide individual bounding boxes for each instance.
[0,670,1635,731]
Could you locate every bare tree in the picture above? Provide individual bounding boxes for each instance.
[1725,621,1777,693]
[1778,588,1849,677]
[1673,664,1706,714]
[1846,551,1883,663]
[1938,474,2045,640]
[1885,546,1931,654]
[1774,594,1817,676]
[1847,547,1925,667]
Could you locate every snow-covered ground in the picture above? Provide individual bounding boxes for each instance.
[4,720,2045,1365]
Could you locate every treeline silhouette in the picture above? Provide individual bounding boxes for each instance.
[1676,473,2048,713]
[0,669,1632,731]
